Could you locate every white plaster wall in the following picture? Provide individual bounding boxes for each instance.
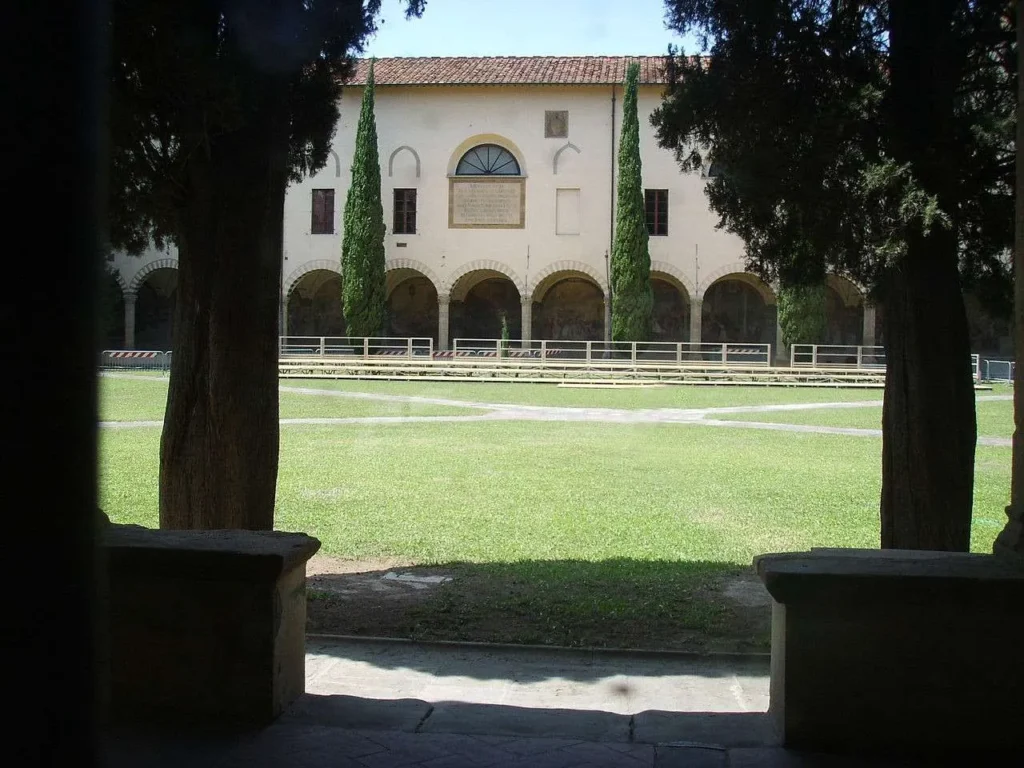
[283,82,748,304]
[112,80,752,311]
[110,243,179,294]
[636,89,748,302]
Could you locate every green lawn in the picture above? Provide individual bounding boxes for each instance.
[99,420,1011,561]
[100,375,1013,650]
[100,375,474,421]
[279,377,893,410]
[715,398,1013,438]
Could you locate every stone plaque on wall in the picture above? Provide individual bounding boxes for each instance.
[448,178,525,229]
[545,110,569,138]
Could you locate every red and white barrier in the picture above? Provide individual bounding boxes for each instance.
[106,351,159,359]
[100,350,172,371]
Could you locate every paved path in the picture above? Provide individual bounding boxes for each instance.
[303,637,769,715]
[282,384,505,411]
[278,384,1011,417]
[104,637,932,766]
[99,374,1013,444]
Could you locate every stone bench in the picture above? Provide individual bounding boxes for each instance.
[755,548,1024,756]
[102,525,320,728]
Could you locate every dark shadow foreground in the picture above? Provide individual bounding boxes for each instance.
[103,693,986,767]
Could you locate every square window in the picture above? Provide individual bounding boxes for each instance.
[393,188,417,235]
[556,188,580,235]
[644,189,668,236]
[545,110,569,139]
[311,189,335,234]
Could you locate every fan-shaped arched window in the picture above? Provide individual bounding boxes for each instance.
[456,144,521,176]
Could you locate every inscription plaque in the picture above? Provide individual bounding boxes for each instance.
[448,178,525,229]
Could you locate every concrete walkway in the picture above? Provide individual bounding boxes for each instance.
[99,374,1014,444]
[96,411,1014,447]
[303,637,769,717]
[104,637,935,766]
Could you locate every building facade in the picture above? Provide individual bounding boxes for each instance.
[108,56,880,357]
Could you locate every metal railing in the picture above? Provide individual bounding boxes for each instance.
[279,336,434,359]
[790,344,886,369]
[100,350,172,371]
[981,357,1012,383]
[791,345,984,382]
[98,339,1000,382]
[450,339,773,366]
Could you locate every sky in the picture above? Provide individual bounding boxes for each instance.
[363,0,705,58]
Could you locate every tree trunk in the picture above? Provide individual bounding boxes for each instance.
[880,0,976,551]
[880,246,976,550]
[159,91,288,531]
[994,0,1024,555]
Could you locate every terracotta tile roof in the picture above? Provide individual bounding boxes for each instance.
[344,56,671,86]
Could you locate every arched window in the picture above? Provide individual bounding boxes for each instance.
[456,144,521,176]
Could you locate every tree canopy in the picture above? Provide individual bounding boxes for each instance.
[110,1,425,255]
[653,0,1014,300]
[653,0,1014,550]
[108,0,425,530]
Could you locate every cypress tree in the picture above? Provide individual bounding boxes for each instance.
[500,312,510,356]
[777,283,827,346]
[342,59,387,338]
[610,62,653,341]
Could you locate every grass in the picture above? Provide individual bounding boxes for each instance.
[100,375,473,422]
[279,377,894,410]
[99,375,1013,650]
[100,420,1010,559]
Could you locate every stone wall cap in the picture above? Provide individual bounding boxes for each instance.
[103,525,321,581]
[754,549,1024,603]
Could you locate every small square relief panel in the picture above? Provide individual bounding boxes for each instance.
[545,110,569,139]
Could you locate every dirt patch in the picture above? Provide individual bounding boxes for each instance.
[308,556,453,601]
[722,572,773,608]
[310,571,452,599]
[307,553,417,577]
[306,557,771,653]
[712,572,773,650]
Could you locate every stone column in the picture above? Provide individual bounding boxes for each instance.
[603,292,612,343]
[279,293,288,355]
[438,294,450,351]
[863,303,877,347]
[124,291,136,350]
[689,299,703,345]
[521,299,532,344]
[775,312,787,365]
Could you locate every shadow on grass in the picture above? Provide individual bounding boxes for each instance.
[307,558,770,655]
